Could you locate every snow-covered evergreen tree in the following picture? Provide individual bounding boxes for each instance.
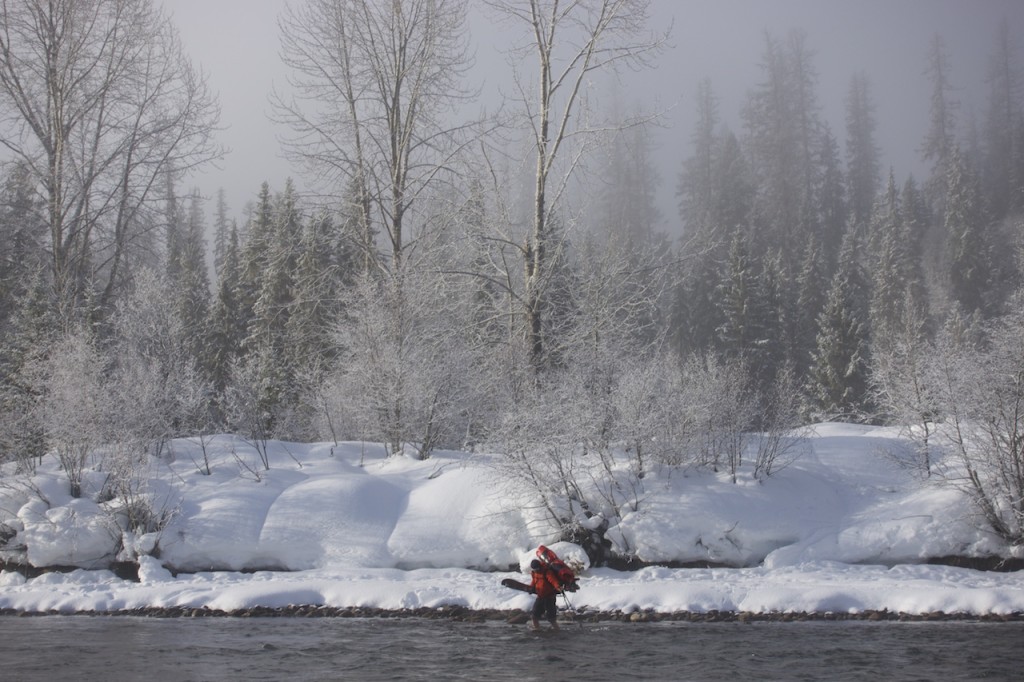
[794,235,829,378]
[245,180,303,436]
[207,222,245,397]
[981,21,1019,222]
[945,146,992,316]
[175,190,212,370]
[807,233,872,421]
[212,188,232,279]
[715,233,759,361]
[868,172,908,349]
[845,72,881,231]
[921,34,959,211]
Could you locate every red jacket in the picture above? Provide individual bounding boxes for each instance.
[530,567,562,598]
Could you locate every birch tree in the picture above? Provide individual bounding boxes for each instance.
[483,0,667,374]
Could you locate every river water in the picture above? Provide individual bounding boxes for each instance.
[1,616,1022,681]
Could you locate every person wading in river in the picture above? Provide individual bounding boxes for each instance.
[529,559,562,631]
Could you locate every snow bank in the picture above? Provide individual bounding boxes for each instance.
[1,561,1022,617]
[1,423,1022,615]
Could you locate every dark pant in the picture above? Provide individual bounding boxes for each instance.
[532,594,557,622]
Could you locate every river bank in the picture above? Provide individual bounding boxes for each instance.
[3,604,1023,622]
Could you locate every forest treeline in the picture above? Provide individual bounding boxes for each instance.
[1,1,1023,556]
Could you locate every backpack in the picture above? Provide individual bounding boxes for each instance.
[536,545,580,592]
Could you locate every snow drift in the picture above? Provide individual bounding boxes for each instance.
[0,423,1016,574]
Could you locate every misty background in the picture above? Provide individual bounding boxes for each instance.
[172,0,1024,231]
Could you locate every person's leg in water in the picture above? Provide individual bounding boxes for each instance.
[531,595,544,630]
[546,595,559,630]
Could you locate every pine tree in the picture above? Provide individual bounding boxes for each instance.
[787,29,821,226]
[679,78,719,235]
[754,250,790,396]
[982,20,1019,221]
[163,173,186,281]
[246,180,303,434]
[1011,114,1024,215]
[742,29,823,265]
[900,175,931,304]
[238,182,275,327]
[945,146,992,316]
[743,31,798,250]
[807,232,872,421]
[794,235,829,377]
[212,188,231,278]
[815,125,847,272]
[671,252,721,358]
[845,72,881,231]
[207,222,245,396]
[0,268,54,468]
[921,34,959,211]
[711,131,755,237]
[0,162,45,329]
[596,105,660,245]
[174,190,212,369]
[868,172,907,349]
[715,233,759,360]
[285,209,343,381]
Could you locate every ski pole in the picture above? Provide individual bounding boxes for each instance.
[560,589,576,614]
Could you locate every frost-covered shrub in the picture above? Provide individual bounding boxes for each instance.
[920,308,1024,545]
[23,329,110,498]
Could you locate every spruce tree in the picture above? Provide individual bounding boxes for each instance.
[795,235,829,378]
[742,29,822,265]
[247,180,303,434]
[175,190,212,369]
[207,223,245,396]
[163,173,186,281]
[671,253,722,358]
[982,20,1019,221]
[945,146,992,316]
[755,250,790,397]
[921,34,959,211]
[816,126,847,272]
[845,72,881,231]
[868,172,907,350]
[237,182,275,334]
[679,78,719,234]
[285,209,343,382]
[715,233,759,360]
[807,233,872,421]
[212,188,231,278]
[0,268,54,467]
[0,162,44,329]
[900,175,931,311]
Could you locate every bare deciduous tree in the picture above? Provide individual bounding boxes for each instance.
[481,0,667,373]
[276,0,475,272]
[0,0,221,322]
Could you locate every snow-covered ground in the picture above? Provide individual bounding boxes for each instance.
[1,423,1023,616]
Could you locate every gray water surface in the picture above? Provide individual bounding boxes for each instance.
[1,616,1022,681]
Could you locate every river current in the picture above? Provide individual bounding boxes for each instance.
[1,616,1022,681]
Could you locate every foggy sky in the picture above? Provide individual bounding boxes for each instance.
[170,0,1024,234]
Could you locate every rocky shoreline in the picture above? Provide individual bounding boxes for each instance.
[1,605,1021,622]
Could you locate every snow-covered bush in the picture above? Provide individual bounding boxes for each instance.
[919,307,1024,545]
[327,270,476,458]
[24,328,110,498]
